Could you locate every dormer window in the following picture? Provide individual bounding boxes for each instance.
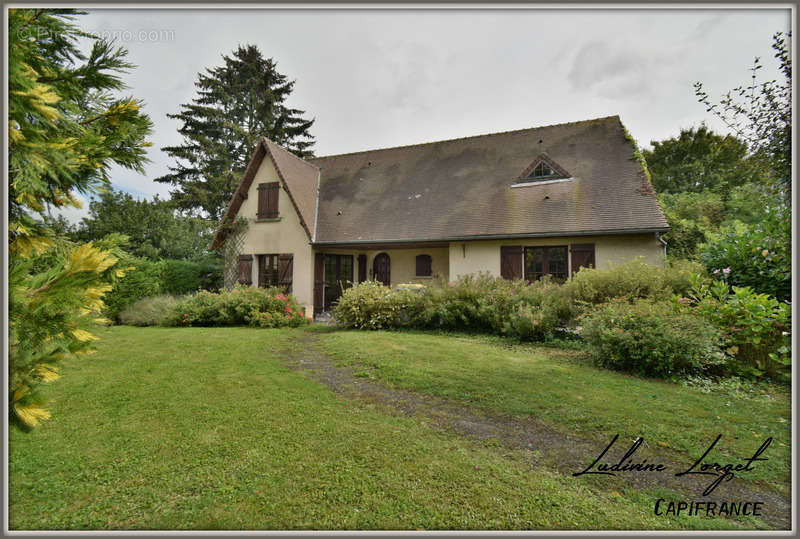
[513,153,572,188]
[529,162,558,180]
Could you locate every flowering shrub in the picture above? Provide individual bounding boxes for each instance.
[580,298,726,378]
[165,285,310,328]
[699,217,790,301]
[685,275,791,380]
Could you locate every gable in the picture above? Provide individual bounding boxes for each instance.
[210,138,319,249]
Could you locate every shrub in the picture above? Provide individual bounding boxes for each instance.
[334,281,425,330]
[686,276,791,380]
[165,286,310,328]
[504,303,559,341]
[103,257,164,322]
[119,295,182,326]
[563,258,703,310]
[580,298,725,378]
[160,255,223,295]
[424,274,523,332]
[699,216,791,301]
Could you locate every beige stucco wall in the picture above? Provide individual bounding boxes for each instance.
[448,234,665,281]
[238,159,314,313]
[317,247,450,288]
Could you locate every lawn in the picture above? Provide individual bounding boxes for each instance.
[317,330,791,495]
[9,327,780,530]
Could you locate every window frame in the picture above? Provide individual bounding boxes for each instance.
[258,254,280,288]
[524,245,569,282]
[415,254,433,277]
[257,182,280,219]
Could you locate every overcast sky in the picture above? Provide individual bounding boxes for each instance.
[58,7,791,222]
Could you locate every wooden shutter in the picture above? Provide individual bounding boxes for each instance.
[570,243,596,277]
[237,254,253,285]
[357,254,367,282]
[313,253,324,313]
[257,182,280,219]
[416,254,432,277]
[278,254,293,293]
[500,246,523,280]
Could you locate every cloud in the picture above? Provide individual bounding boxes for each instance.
[567,40,651,99]
[689,14,729,41]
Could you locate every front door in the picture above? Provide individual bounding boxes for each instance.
[323,254,353,311]
[372,252,391,286]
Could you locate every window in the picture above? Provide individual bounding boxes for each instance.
[258,253,293,292]
[514,153,571,185]
[415,254,432,277]
[257,182,279,219]
[570,243,595,277]
[524,246,568,282]
[258,254,280,287]
[237,255,253,285]
[530,162,556,179]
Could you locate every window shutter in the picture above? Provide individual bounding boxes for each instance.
[313,253,324,313]
[278,254,293,293]
[570,243,596,277]
[416,254,432,277]
[237,255,253,285]
[500,246,523,280]
[257,182,280,218]
[357,254,367,282]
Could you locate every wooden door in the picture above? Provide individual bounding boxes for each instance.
[372,252,391,286]
[323,254,354,311]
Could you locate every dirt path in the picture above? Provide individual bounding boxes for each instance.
[282,332,791,530]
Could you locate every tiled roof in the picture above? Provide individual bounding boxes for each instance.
[213,115,669,249]
[307,115,668,244]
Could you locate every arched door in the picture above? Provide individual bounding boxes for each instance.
[372,252,391,286]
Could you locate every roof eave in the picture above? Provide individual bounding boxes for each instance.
[312,227,671,247]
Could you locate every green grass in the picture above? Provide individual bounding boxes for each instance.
[317,330,791,495]
[9,327,761,530]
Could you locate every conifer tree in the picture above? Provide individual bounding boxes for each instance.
[9,9,152,429]
[156,45,315,220]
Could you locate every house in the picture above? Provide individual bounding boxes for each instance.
[210,115,669,315]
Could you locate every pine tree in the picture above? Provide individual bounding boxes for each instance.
[9,9,152,429]
[156,45,315,220]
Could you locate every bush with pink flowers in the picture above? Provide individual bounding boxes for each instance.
[165,285,310,328]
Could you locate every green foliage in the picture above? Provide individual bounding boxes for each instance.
[335,275,571,340]
[103,257,164,323]
[699,215,790,301]
[657,190,724,259]
[562,259,703,308]
[686,276,791,380]
[643,125,758,195]
[8,9,152,429]
[8,9,152,228]
[695,31,791,198]
[119,295,182,327]
[504,303,559,341]
[424,274,525,333]
[160,257,222,295]
[156,44,315,219]
[73,188,214,260]
[333,281,426,330]
[580,299,725,378]
[165,286,310,328]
